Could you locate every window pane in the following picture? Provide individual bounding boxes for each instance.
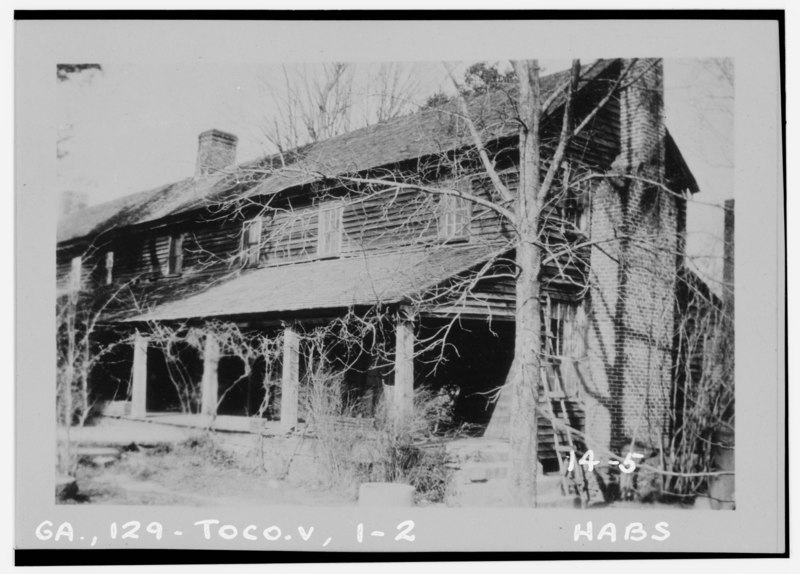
[439,192,471,240]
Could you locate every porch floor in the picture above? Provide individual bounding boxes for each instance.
[60,413,290,449]
[58,416,197,447]
[121,412,289,436]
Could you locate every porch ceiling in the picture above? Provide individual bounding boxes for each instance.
[124,244,501,323]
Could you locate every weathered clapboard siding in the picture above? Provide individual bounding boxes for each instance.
[111,235,173,281]
[259,181,509,265]
[566,91,621,168]
[342,188,440,252]
[56,257,75,291]
[263,209,318,263]
[56,220,244,288]
[420,266,589,322]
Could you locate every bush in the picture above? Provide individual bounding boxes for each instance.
[303,367,456,503]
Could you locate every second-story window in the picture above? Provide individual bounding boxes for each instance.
[104,251,114,285]
[553,195,588,234]
[242,218,263,268]
[317,205,343,258]
[167,233,184,275]
[438,193,471,242]
[553,163,588,234]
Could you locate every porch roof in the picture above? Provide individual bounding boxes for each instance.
[125,244,501,323]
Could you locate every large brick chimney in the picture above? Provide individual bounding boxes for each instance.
[585,58,678,455]
[615,58,666,176]
[195,129,238,178]
[723,199,734,313]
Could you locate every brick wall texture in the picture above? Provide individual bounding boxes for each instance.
[584,59,680,453]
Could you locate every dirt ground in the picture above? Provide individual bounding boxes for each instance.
[60,419,701,509]
[64,435,354,507]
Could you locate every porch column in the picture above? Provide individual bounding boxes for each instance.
[280,325,300,434]
[130,331,149,418]
[393,306,415,425]
[201,332,220,416]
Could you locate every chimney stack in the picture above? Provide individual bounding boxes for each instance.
[195,129,238,178]
[59,190,88,219]
[616,58,665,175]
[723,199,734,312]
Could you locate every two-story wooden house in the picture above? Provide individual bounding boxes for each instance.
[56,58,699,465]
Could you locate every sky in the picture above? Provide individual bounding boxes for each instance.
[56,58,734,287]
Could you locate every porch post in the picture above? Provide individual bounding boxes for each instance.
[130,330,149,418]
[201,332,220,416]
[393,306,415,426]
[280,325,300,434]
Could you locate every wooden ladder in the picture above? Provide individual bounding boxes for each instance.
[541,296,590,506]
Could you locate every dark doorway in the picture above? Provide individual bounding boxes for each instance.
[146,343,202,413]
[417,319,515,432]
[88,333,133,404]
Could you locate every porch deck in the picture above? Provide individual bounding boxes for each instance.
[60,413,290,450]
[130,412,286,435]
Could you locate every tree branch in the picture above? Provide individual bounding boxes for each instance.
[444,64,515,204]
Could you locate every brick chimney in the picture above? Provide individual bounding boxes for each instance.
[723,199,734,312]
[615,58,665,176]
[195,129,238,177]
[585,57,676,455]
[59,190,88,218]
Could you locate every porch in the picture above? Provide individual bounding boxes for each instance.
[93,245,587,464]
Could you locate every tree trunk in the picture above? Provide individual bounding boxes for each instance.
[57,364,75,476]
[507,59,544,507]
[509,239,543,507]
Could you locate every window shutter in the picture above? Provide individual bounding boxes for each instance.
[174,234,184,274]
[166,234,184,275]
[248,219,262,267]
[105,251,114,285]
[241,218,262,268]
[69,256,82,291]
[249,218,262,244]
[166,236,175,275]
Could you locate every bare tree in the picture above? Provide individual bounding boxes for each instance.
[56,251,129,475]
[259,62,428,156]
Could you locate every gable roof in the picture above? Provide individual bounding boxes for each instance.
[124,244,501,323]
[665,131,700,194]
[57,59,621,245]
